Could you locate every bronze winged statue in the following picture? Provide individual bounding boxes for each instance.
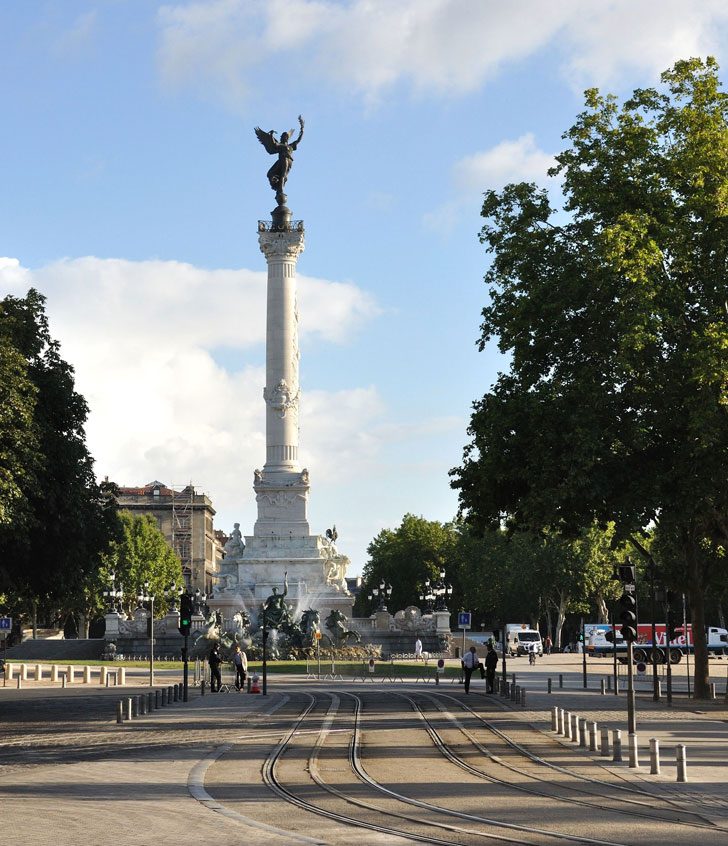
[254,116,305,204]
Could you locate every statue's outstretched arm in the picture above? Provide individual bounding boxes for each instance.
[291,115,305,149]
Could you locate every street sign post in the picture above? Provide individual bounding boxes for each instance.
[458,612,471,661]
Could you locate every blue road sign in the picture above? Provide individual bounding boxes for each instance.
[458,612,471,629]
[0,617,11,630]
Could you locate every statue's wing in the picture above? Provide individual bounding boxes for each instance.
[254,126,277,155]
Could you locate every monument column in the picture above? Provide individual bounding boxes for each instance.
[254,223,310,537]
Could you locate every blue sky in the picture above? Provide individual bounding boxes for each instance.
[3,1,728,575]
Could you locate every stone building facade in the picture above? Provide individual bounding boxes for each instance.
[115,481,219,593]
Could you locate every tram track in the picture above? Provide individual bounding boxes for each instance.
[261,690,634,846]
[403,690,724,830]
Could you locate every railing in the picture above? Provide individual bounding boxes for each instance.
[258,220,304,232]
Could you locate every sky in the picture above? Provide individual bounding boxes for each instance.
[3,1,728,577]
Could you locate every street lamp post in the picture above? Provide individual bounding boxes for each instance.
[103,573,123,613]
[376,580,392,612]
[137,581,155,687]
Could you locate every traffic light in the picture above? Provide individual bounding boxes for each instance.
[619,590,638,642]
[618,559,636,584]
[179,593,192,636]
[667,610,679,642]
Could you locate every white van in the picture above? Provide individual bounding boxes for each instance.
[505,623,543,657]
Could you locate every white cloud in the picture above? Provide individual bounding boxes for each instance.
[0,255,381,524]
[156,0,728,107]
[53,10,97,58]
[453,134,556,192]
[424,134,555,233]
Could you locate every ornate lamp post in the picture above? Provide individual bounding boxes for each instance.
[376,579,392,612]
[420,578,435,614]
[137,580,155,687]
[433,568,452,612]
[103,574,123,614]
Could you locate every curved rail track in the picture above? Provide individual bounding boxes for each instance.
[207,686,728,846]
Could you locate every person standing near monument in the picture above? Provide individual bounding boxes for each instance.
[233,644,248,691]
[209,643,222,693]
[414,637,423,662]
[484,642,498,693]
[461,646,483,694]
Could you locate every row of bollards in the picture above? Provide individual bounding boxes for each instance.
[6,663,126,685]
[550,705,687,781]
[116,683,185,724]
[495,676,527,706]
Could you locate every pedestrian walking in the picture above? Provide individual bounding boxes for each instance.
[461,646,483,694]
[233,644,248,691]
[209,643,222,693]
[544,635,552,655]
[414,637,423,662]
[484,643,498,693]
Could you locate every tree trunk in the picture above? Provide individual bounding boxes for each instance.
[596,594,608,623]
[686,542,710,699]
[553,591,568,648]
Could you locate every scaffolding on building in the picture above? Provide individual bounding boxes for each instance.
[171,483,194,587]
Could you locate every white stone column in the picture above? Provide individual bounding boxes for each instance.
[255,225,310,537]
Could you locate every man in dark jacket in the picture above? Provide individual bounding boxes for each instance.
[485,643,498,693]
[209,643,222,693]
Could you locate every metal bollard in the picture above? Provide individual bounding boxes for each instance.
[201,679,206,696]
[520,687,526,706]
[173,685,179,702]
[512,683,518,702]
[559,674,563,688]
[615,678,620,693]
[600,679,606,695]
[35,664,43,681]
[21,664,28,680]
[100,667,107,685]
[606,675,612,691]
[601,726,610,757]
[147,692,153,712]
[51,664,59,683]
[67,665,74,684]
[613,729,623,762]
[579,717,588,748]
[589,722,598,752]
[155,689,161,709]
[125,698,133,721]
[118,668,126,686]
[168,685,174,703]
[628,733,639,768]
[105,674,110,688]
[676,744,688,782]
[710,683,716,700]
[117,700,124,724]
[656,679,662,699]
[564,711,572,740]
[131,696,138,718]
[161,688,167,706]
[571,713,580,744]
[649,738,660,774]
[61,675,66,689]
[558,708,565,736]
[511,672,516,685]
[139,694,146,715]
[548,677,552,693]
[551,706,558,731]
[84,665,92,684]
[17,676,22,689]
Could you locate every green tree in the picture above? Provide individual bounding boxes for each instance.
[0,290,117,624]
[355,514,459,618]
[0,339,40,530]
[451,58,728,697]
[101,511,183,618]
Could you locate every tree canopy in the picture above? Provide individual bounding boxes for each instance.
[451,58,728,697]
[0,289,117,618]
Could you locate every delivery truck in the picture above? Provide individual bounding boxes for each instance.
[584,622,728,663]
